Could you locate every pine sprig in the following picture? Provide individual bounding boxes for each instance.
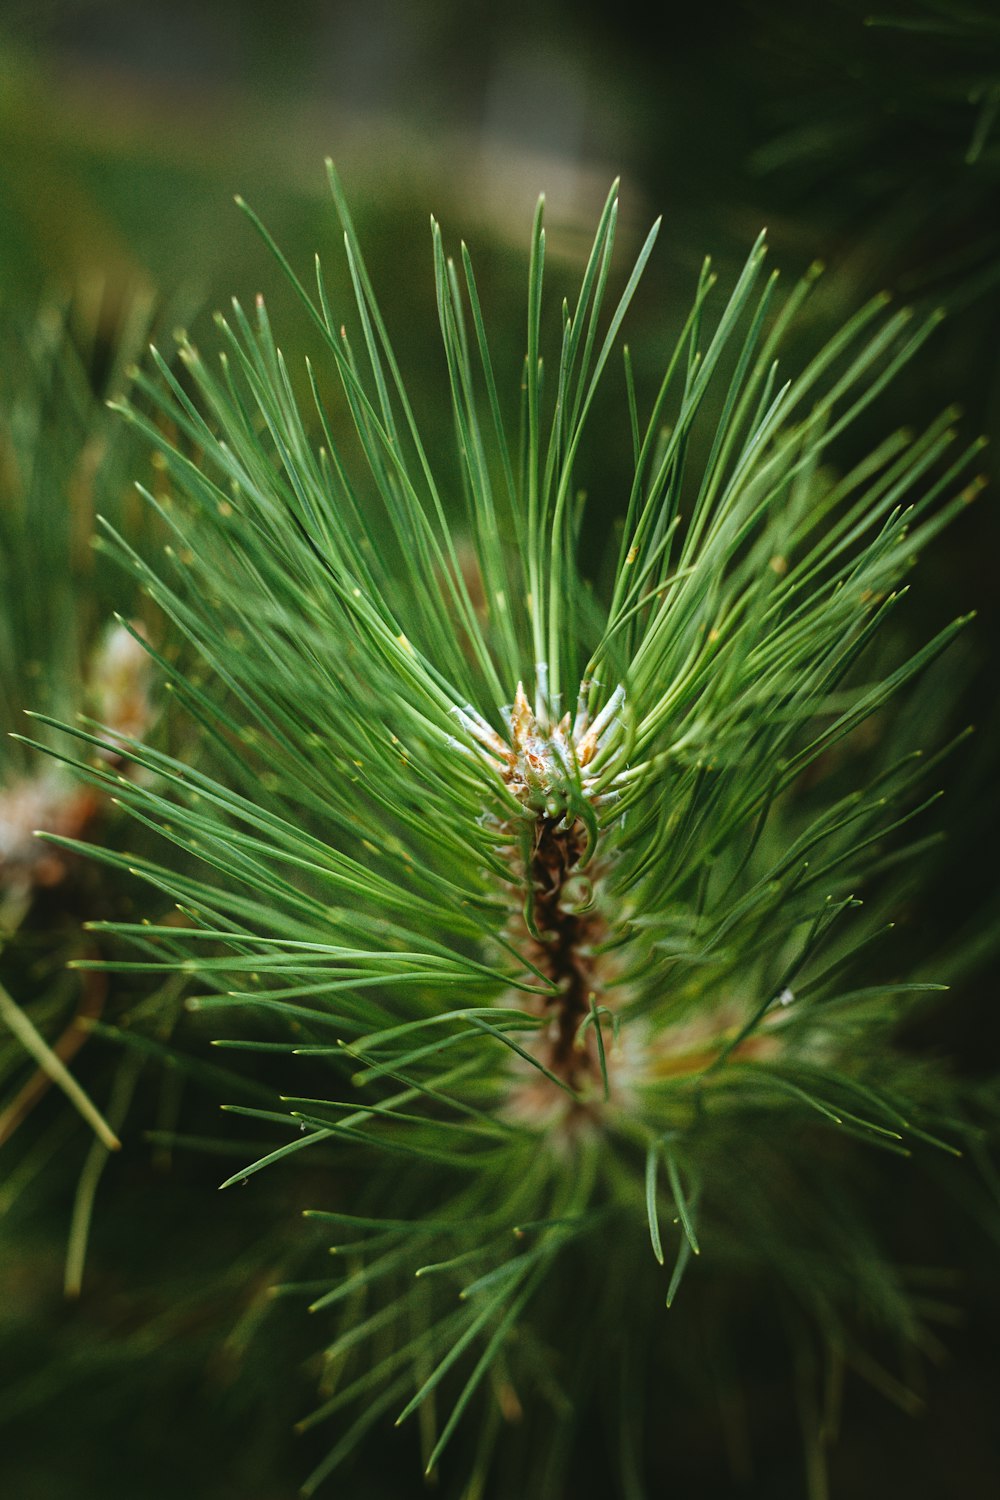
[37,167,985,1494]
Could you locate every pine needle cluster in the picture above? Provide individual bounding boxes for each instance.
[26,165,988,1495]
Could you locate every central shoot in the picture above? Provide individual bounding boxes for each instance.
[454,673,629,1122]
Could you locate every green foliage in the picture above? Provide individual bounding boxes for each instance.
[23,165,989,1496]
[0,291,166,1162]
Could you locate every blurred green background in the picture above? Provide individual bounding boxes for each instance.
[1,2,998,1496]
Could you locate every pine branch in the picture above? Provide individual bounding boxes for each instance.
[37,166,989,1495]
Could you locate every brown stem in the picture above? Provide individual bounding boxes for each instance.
[526,816,607,1094]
